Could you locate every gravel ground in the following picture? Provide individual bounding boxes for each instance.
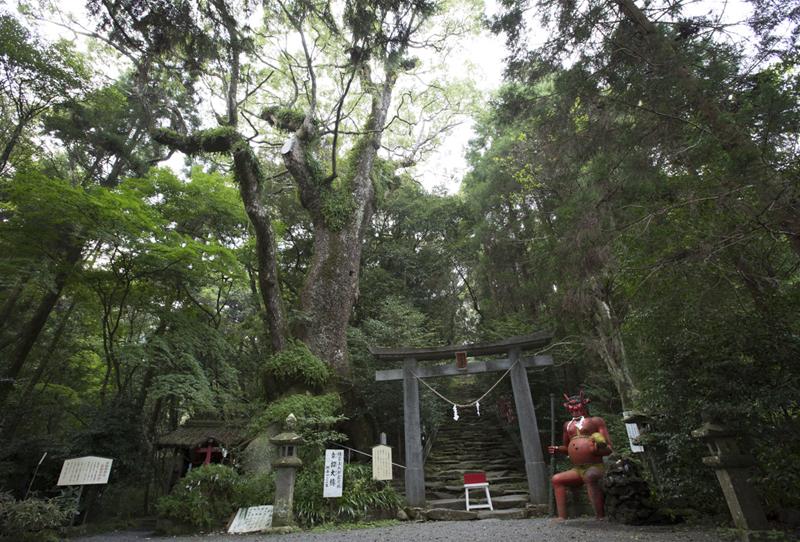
[76,518,728,542]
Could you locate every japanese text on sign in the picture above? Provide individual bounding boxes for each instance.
[227,505,273,533]
[372,445,392,481]
[323,449,344,498]
[57,456,113,486]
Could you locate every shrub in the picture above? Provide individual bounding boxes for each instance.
[260,393,342,426]
[0,491,75,541]
[156,465,274,531]
[293,460,401,527]
[248,392,347,462]
[261,340,329,389]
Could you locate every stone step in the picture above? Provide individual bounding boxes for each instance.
[424,406,528,515]
[423,507,529,521]
[426,498,468,510]
[441,479,527,492]
[430,491,456,500]
[425,494,529,511]
[431,440,512,447]
[425,508,477,521]
[487,494,529,508]
[426,468,509,478]
[427,452,519,462]
[477,508,527,520]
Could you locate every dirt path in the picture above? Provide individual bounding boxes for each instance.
[77,518,727,542]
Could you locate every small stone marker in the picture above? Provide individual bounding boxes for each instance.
[227,505,273,533]
[57,456,113,486]
[323,449,344,498]
[372,445,392,480]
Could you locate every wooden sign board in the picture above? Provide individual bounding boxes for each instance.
[227,505,273,533]
[323,449,344,498]
[57,456,113,486]
[372,445,392,481]
[625,422,645,453]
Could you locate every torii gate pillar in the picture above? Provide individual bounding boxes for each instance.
[403,357,426,506]
[509,347,549,504]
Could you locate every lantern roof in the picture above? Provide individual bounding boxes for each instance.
[269,413,305,446]
[270,431,305,446]
[691,422,736,441]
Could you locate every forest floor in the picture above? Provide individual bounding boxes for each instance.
[75,517,731,541]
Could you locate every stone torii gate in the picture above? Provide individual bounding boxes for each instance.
[371,331,553,507]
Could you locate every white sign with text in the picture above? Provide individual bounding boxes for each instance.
[625,422,645,453]
[227,505,273,533]
[371,445,392,481]
[323,449,344,498]
[57,456,113,486]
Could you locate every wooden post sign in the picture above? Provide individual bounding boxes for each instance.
[227,505,273,533]
[624,421,645,453]
[455,351,467,369]
[323,449,344,498]
[372,445,392,481]
[57,456,113,486]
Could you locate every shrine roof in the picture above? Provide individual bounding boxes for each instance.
[369,330,553,362]
[157,419,252,449]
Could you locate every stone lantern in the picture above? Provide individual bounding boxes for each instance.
[692,421,767,540]
[270,413,305,527]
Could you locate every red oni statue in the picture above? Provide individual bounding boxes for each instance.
[548,391,612,520]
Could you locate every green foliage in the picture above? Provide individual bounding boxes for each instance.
[261,105,306,132]
[156,465,274,531]
[348,296,445,450]
[250,394,346,463]
[293,461,400,527]
[261,340,330,389]
[320,185,356,231]
[310,519,400,532]
[0,492,75,540]
[257,393,342,426]
[0,14,86,99]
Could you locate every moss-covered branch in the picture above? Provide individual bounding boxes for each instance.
[260,106,307,133]
[151,126,238,155]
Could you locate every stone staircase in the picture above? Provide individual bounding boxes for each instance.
[422,403,531,520]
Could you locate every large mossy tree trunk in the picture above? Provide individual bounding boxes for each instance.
[282,61,396,378]
[300,206,373,377]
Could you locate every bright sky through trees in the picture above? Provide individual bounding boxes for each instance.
[13,0,758,193]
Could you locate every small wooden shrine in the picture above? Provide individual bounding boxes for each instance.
[157,419,251,470]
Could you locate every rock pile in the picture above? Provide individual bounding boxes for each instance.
[603,457,676,525]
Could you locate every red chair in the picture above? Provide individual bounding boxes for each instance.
[463,472,494,511]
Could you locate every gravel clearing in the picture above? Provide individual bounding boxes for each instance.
[77,518,727,542]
